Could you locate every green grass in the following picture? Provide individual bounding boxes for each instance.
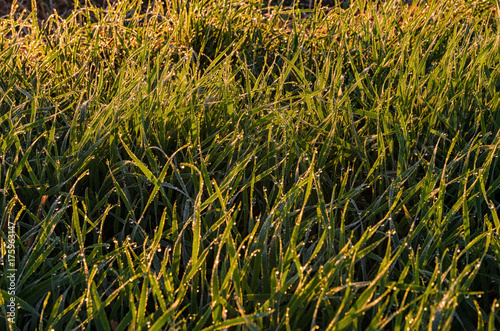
[1,0,500,329]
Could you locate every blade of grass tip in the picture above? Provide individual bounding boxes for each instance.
[71,194,86,256]
[310,261,330,330]
[24,195,47,250]
[339,192,349,250]
[146,208,167,267]
[171,207,191,279]
[85,264,99,320]
[39,292,51,330]
[488,299,498,331]
[211,243,222,324]
[136,275,149,328]
[118,129,160,220]
[289,152,315,250]
[209,183,238,317]
[90,281,110,331]
[180,163,204,266]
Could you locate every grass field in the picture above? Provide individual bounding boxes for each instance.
[1,0,500,329]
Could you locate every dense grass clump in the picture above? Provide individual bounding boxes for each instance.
[1,0,500,329]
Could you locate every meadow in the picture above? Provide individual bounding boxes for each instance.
[1,0,500,329]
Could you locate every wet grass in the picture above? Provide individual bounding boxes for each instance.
[1,0,500,329]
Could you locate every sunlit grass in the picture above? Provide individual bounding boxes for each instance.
[1,0,500,329]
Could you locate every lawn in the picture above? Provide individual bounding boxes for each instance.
[1,0,500,329]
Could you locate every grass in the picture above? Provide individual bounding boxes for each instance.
[1,0,500,329]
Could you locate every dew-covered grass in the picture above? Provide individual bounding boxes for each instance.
[1,0,500,329]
